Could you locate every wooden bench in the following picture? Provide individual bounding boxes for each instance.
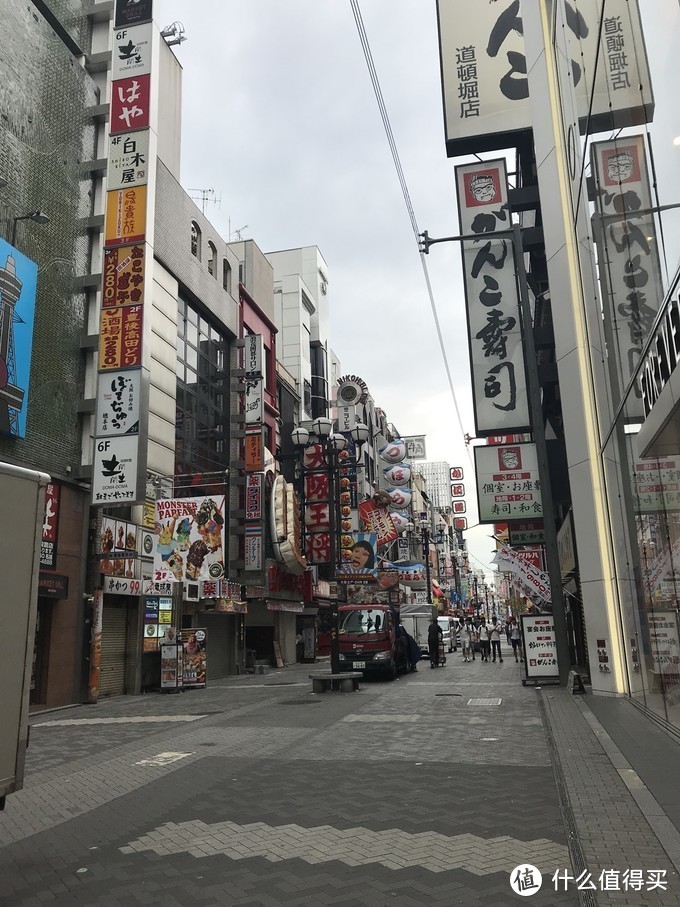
[309,672,362,693]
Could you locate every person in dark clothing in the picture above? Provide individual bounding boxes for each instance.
[428,619,443,668]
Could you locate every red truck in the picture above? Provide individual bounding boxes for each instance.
[337,603,411,679]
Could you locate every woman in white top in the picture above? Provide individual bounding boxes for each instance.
[459,619,472,662]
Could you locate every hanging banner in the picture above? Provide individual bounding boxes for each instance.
[404,436,427,459]
[492,542,551,603]
[456,159,530,435]
[358,500,398,547]
[436,0,653,157]
[475,442,542,523]
[591,134,663,412]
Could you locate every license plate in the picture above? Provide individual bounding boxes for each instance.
[353,661,366,669]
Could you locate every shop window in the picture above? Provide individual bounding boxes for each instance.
[207,241,217,277]
[223,259,232,293]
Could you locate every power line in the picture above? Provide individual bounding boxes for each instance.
[349,0,473,469]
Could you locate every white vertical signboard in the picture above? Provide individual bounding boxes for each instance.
[474,442,542,523]
[591,134,663,412]
[521,614,559,679]
[437,0,653,157]
[456,159,530,435]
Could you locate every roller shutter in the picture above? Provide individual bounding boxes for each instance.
[100,602,128,697]
[200,614,235,679]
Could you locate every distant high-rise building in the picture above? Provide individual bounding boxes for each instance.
[415,461,451,511]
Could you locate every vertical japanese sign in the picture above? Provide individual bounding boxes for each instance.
[238,334,265,574]
[436,0,653,157]
[93,0,154,506]
[40,481,61,569]
[456,159,530,435]
[304,444,331,566]
[591,135,663,411]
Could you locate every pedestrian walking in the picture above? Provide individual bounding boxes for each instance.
[466,616,477,660]
[428,618,443,669]
[459,618,472,662]
[505,617,513,645]
[509,616,523,663]
[478,616,491,662]
[489,614,504,663]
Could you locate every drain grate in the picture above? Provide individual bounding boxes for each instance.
[435,693,462,697]
[466,697,502,706]
[279,699,322,706]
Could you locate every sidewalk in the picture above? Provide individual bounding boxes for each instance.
[0,650,678,905]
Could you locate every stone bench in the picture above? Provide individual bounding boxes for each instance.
[309,672,362,694]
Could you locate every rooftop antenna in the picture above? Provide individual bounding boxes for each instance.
[188,188,221,216]
[228,219,249,241]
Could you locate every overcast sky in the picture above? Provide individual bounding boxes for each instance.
[155,0,495,576]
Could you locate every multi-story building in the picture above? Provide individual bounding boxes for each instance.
[415,461,452,512]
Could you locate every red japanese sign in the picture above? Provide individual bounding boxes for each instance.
[99,306,143,370]
[306,531,331,565]
[245,473,262,521]
[103,245,145,308]
[244,429,263,473]
[110,74,151,135]
[358,500,398,547]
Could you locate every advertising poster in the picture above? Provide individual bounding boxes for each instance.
[160,644,181,689]
[648,612,680,675]
[521,615,559,679]
[92,435,140,504]
[358,500,397,547]
[336,532,378,584]
[102,244,145,308]
[180,629,207,688]
[96,370,141,435]
[0,239,38,438]
[154,496,226,581]
[245,429,263,472]
[98,305,143,371]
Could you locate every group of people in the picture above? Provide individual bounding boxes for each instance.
[455,615,524,664]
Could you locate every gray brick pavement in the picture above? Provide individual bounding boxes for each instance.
[0,656,609,905]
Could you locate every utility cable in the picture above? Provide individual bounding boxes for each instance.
[349,0,473,469]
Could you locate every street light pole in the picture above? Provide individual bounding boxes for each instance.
[419,222,571,685]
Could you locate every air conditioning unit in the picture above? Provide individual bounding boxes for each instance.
[184,581,200,602]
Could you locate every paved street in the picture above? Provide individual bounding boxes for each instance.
[1,650,679,905]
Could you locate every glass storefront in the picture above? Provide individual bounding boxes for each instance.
[551,0,680,728]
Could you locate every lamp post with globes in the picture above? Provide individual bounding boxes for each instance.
[290,416,370,676]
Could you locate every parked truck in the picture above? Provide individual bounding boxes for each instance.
[337,603,412,679]
[1,462,49,810]
[399,602,439,656]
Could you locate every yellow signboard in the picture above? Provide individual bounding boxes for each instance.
[105,185,147,247]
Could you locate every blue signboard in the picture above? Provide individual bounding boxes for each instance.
[0,238,38,438]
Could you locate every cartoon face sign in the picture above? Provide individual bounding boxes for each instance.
[606,150,634,184]
[467,172,498,204]
[498,447,521,471]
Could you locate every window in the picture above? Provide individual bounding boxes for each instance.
[223,259,232,294]
[190,221,201,259]
[207,241,217,277]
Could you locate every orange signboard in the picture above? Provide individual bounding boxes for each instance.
[245,430,263,473]
[99,306,143,370]
[102,244,145,308]
[105,186,147,247]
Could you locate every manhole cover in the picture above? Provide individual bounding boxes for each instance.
[466,698,502,706]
